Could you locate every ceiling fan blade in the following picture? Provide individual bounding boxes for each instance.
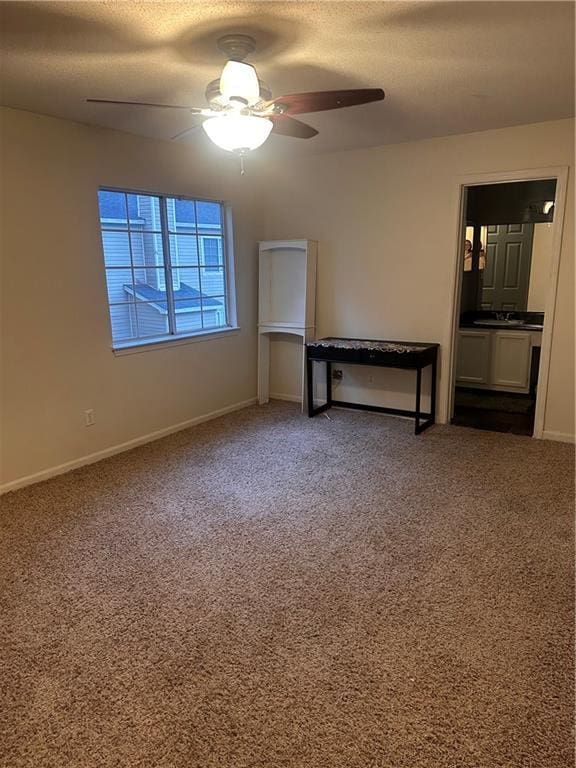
[87,98,203,113]
[171,124,202,141]
[263,88,385,116]
[269,114,318,139]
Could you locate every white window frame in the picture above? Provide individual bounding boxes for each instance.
[98,187,239,353]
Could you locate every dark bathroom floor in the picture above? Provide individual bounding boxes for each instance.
[452,388,535,436]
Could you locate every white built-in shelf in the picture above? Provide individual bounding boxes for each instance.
[258,239,317,408]
[258,240,317,331]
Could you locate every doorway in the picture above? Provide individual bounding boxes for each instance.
[448,170,568,438]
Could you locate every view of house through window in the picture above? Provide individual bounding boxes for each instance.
[97,190,231,346]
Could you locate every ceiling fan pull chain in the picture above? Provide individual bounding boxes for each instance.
[239,153,246,176]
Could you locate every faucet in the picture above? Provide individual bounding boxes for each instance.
[496,311,512,321]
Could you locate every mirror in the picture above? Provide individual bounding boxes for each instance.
[462,180,557,313]
[463,222,553,312]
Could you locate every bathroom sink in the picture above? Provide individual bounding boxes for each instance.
[474,319,525,327]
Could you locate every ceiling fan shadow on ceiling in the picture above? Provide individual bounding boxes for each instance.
[87,34,385,173]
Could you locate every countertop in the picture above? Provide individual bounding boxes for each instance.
[459,322,544,331]
[459,311,544,333]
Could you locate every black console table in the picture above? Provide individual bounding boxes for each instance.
[306,337,439,434]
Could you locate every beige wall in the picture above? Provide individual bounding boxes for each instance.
[0,107,265,487]
[528,222,555,311]
[2,111,574,490]
[261,119,575,440]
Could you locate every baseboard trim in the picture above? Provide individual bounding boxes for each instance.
[0,397,258,495]
[541,430,575,444]
[269,392,302,403]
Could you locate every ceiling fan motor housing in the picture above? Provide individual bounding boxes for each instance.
[205,78,271,110]
[217,34,256,62]
[209,35,271,109]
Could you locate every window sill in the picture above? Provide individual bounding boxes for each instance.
[112,326,241,356]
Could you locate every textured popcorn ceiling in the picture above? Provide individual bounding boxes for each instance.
[1,1,574,155]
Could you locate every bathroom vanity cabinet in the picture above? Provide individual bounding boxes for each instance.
[456,328,542,394]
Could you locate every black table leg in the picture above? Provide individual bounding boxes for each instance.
[306,355,314,417]
[430,354,437,426]
[307,357,333,417]
[414,366,422,435]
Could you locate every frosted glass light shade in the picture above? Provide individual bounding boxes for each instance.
[219,61,260,106]
[203,114,273,152]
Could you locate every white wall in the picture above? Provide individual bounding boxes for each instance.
[0,107,264,488]
[528,222,555,311]
[261,119,575,440]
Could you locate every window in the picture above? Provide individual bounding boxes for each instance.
[97,189,235,348]
[201,237,222,271]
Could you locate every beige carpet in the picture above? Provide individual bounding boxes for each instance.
[1,401,574,768]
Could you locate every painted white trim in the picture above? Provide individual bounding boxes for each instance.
[269,393,302,403]
[446,183,470,421]
[113,327,240,355]
[259,239,312,252]
[223,203,238,331]
[532,170,569,438]
[0,398,257,496]
[446,165,570,440]
[541,430,575,444]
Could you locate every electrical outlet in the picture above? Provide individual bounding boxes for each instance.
[332,369,343,380]
[84,409,95,427]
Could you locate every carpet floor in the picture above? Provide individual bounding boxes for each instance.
[0,402,574,768]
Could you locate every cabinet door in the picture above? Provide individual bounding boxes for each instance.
[456,331,491,384]
[491,332,531,389]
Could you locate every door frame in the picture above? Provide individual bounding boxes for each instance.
[446,166,569,439]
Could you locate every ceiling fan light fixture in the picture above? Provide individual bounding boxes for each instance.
[202,114,273,153]
[219,61,260,106]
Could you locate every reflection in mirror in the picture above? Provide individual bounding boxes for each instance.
[462,222,554,313]
[480,223,533,311]
[526,222,554,312]
[475,222,553,312]
[463,226,487,272]
[461,179,557,314]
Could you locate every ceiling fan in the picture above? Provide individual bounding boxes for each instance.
[88,34,385,160]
